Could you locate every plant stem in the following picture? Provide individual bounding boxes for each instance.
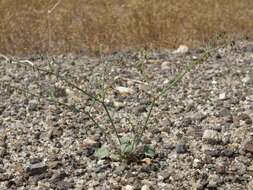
[134,49,213,147]
[17,61,102,103]
[8,83,113,146]
[13,58,122,146]
[102,102,122,145]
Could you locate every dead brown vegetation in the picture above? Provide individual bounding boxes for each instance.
[0,0,253,55]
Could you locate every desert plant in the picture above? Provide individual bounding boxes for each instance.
[1,46,214,161]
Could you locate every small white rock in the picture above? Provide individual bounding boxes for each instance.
[161,61,170,70]
[219,92,227,100]
[123,185,134,190]
[113,101,125,110]
[173,45,189,54]
[82,138,97,148]
[248,180,253,190]
[193,158,202,168]
[242,75,253,85]
[141,185,150,190]
[115,86,134,96]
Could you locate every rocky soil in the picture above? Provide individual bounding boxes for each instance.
[0,40,253,190]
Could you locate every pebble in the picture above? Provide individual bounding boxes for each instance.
[50,170,67,183]
[241,137,253,153]
[48,127,63,140]
[173,45,189,54]
[193,158,202,169]
[242,75,253,85]
[202,145,220,157]
[27,100,38,111]
[230,159,247,175]
[238,113,252,125]
[55,180,73,190]
[25,162,48,176]
[175,143,187,154]
[191,112,206,122]
[113,101,125,110]
[141,184,151,190]
[115,86,134,96]
[158,170,172,182]
[202,130,222,144]
[215,162,226,174]
[219,92,227,100]
[123,185,134,190]
[161,61,170,70]
[134,105,147,113]
[247,165,253,171]
[248,179,253,190]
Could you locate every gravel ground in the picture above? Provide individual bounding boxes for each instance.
[0,40,253,190]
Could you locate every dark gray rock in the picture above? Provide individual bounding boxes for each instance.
[50,170,67,183]
[49,127,63,140]
[176,143,187,154]
[238,113,252,125]
[25,162,48,176]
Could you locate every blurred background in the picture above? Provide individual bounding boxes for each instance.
[0,0,253,56]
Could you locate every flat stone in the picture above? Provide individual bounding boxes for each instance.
[241,138,253,153]
[113,101,125,110]
[0,174,11,181]
[238,113,252,125]
[202,145,220,157]
[50,170,67,183]
[48,161,62,170]
[122,185,134,190]
[248,179,253,190]
[115,86,134,96]
[161,61,170,70]
[242,75,253,85]
[134,105,147,113]
[173,45,189,54]
[25,162,48,176]
[247,165,253,171]
[27,100,38,111]
[191,112,206,122]
[175,143,187,154]
[48,127,63,140]
[202,130,222,144]
[141,185,151,190]
[55,181,73,190]
[207,174,220,189]
[215,162,226,174]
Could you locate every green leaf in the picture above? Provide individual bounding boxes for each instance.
[120,136,132,144]
[121,144,132,154]
[144,145,155,158]
[95,146,110,159]
[119,136,137,156]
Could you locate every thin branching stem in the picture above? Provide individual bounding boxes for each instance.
[2,55,122,148]
[133,48,214,148]
[102,102,122,145]
[15,61,102,103]
[7,83,114,146]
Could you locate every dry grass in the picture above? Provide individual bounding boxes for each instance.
[0,0,253,55]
